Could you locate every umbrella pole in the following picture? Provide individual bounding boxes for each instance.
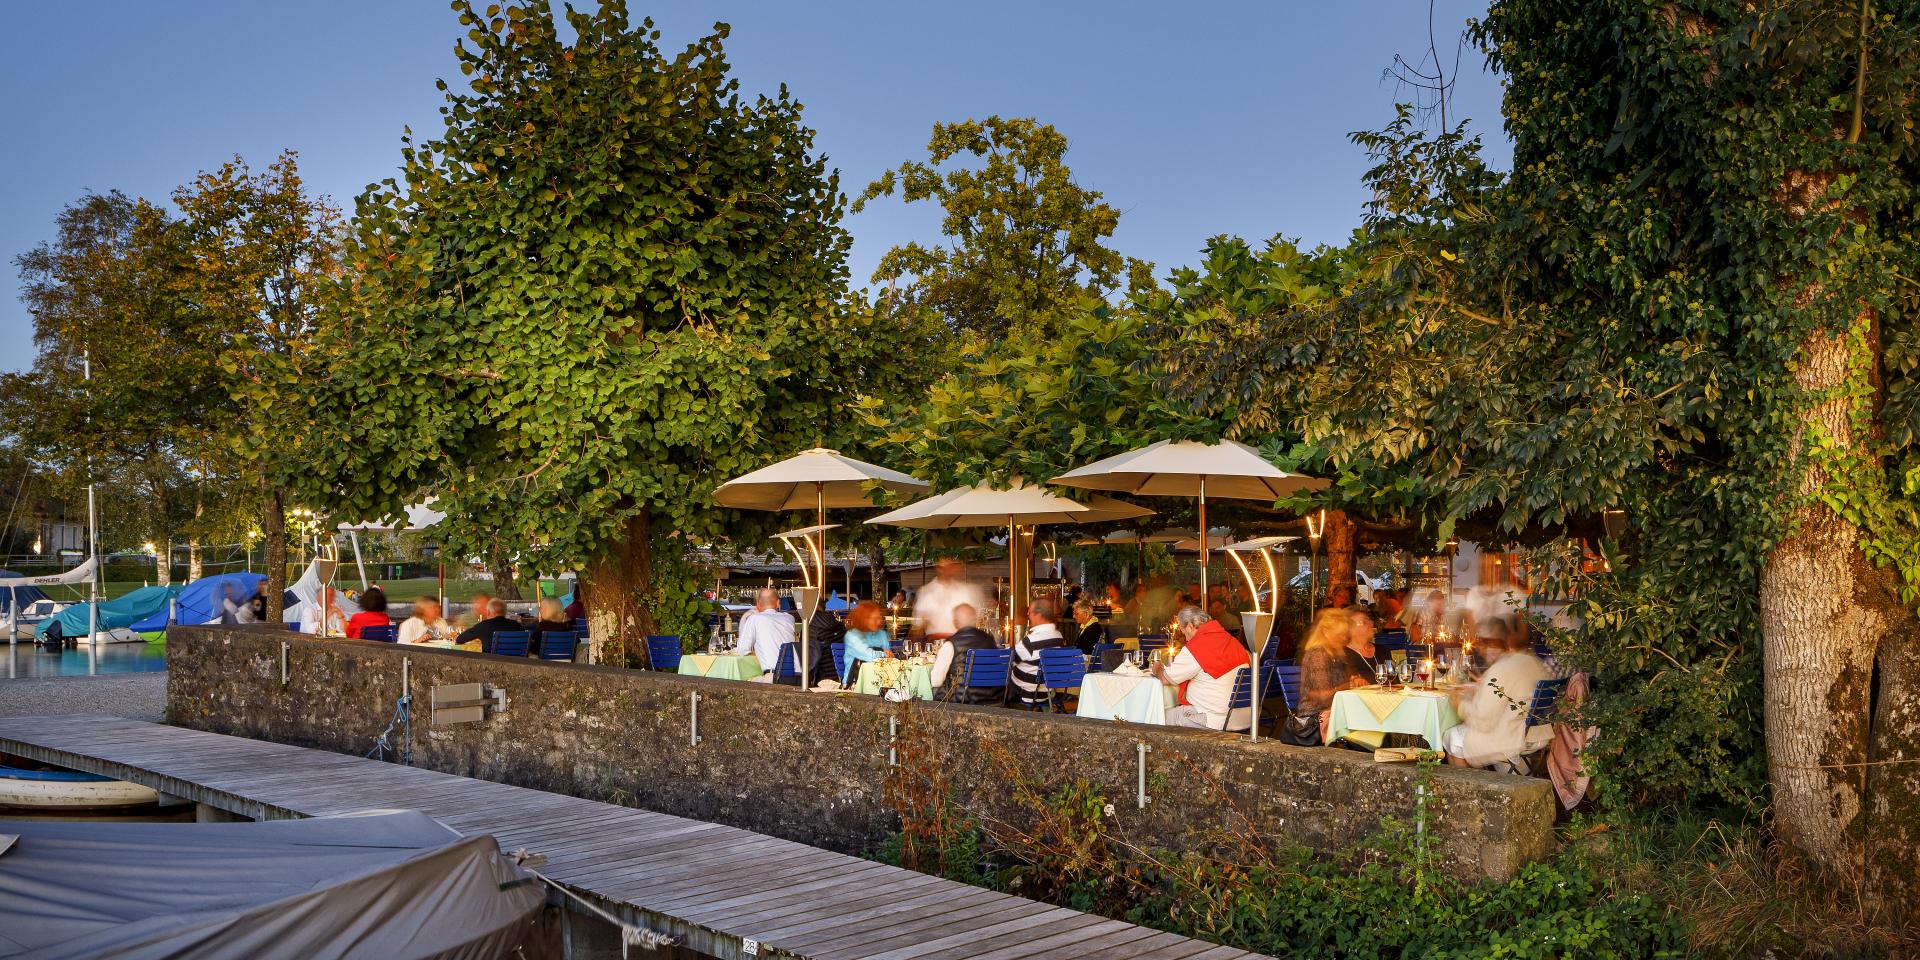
[1198,478,1208,598]
[804,483,823,690]
[1008,518,1018,642]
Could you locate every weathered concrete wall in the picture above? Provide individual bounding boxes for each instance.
[166,626,1557,880]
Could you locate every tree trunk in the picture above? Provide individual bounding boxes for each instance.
[490,563,522,601]
[262,483,287,622]
[187,539,202,582]
[1867,601,1920,906]
[868,545,889,603]
[583,509,656,666]
[1759,328,1883,879]
[154,541,172,586]
[1325,509,1355,604]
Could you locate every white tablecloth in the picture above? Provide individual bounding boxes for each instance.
[1074,672,1175,724]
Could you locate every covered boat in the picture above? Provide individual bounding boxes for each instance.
[129,571,266,632]
[0,810,544,959]
[42,585,178,644]
[0,764,159,811]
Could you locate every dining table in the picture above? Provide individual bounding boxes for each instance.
[676,653,764,681]
[1074,668,1176,724]
[1326,684,1463,750]
[855,657,935,701]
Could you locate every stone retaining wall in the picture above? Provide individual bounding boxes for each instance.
[165,626,1557,880]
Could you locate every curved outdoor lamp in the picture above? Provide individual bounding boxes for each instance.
[773,523,838,687]
[1220,534,1297,743]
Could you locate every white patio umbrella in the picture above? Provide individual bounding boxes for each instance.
[337,500,448,625]
[1051,439,1328,595]
[867,481,1092,639]
[714,449,929,688]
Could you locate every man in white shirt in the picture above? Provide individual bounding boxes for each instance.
[1445,631,1552,772]
[1153,606,1252,730]
[912,558,987,641]
[733,587,795,674]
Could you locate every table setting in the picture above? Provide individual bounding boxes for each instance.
[675,653,764,681]
[856,655,936,701]
[1074,658,1176,724]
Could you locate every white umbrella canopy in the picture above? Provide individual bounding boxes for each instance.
[712,448,929,512]
[1050,439,1327,499]
[1071,495,1156,524]
[336,501,446,533]
[865,481,1092,530]
[1051,439,1327,593]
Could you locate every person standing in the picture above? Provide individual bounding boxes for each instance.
[911,558,987,641]
[733,587,796,675]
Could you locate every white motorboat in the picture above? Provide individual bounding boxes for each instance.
[0,763,159,811]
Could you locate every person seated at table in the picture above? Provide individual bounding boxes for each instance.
[1444,628,1552,773]
[1150,606,1251,729]
[298,586,348,637]
[1070,599,1109,654]
[455,597,522,653]
[398,597,454,645]
[1343,609,1378,678]
[803,606,844,687]
[462,592,494,630]
[1205,595,1243,636]
[1009,600,1070,708]
[1102,583,1126,614]
[931,603,1001,700]
[842,600,892,685]
[734,588,795,676]
[563,590,586,623]
[345,587,392,639]
[527,598,574,656]
[1289,608,1373,745]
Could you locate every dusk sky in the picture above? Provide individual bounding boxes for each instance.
[0,1,1509,373]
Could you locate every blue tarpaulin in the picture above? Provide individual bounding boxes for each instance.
[132,572,266,631]
[823,590,851,612]
[0,570,50,613]
[50,585,179,637]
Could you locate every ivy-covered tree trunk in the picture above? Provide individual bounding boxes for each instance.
[261,484,287,622]
[584,510,657,664]
[1325,510,1355,604]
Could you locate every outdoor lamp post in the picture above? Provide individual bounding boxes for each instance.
[774,523,836,690]
[1221,534,1295,743]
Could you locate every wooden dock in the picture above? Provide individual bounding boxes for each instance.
[0,715,1269,960]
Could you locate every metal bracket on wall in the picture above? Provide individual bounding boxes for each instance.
[1136,741,1152,809]
[689,691,701,747]
[887,716,898,766]
[279,642,289,685]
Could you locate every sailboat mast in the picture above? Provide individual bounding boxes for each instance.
[84,350,99,647]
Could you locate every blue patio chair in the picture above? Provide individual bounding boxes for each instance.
[774,642,801,683]
[492,631,531,658]
[1087,643,1123,672]
[572,618,589,638]
[1373,627,1411,657]
[1525,676,1571,728]
[537,630,577,662]
[645,635,682,672]
[1136,636,1168,656]
[940,647,1012,706]
[888,638,906,657]
[1272,663,1304,714]
[830,642,849,685]
[359,625,397,643]
[1036,647,1088,712]
[1219,666,1256,732]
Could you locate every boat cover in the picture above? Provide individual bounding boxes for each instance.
[0,571,50,614]
[0,810,542,960]
[282,556,361,625]
[128,572,266,631]
[46,585,179,638]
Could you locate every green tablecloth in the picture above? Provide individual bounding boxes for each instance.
[1327,685,1462,750]
[677,654,763,681]
[1074,671,1175,724]
[855,660,934,700]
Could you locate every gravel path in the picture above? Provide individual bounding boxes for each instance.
[0,672,167,723]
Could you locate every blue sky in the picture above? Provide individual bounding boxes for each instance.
[0,1,1508,373]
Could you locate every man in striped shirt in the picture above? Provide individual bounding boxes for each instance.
[1010,599,1070,708]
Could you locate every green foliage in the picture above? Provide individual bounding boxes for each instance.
[855,116,1154,341]
[304,1,885,625]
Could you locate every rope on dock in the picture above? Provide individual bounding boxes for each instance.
[508,849,678,956]
[366,690,412,764]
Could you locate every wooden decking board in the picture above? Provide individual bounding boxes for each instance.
[0,715,1270,960]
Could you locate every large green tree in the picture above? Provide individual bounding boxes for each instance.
[171,153,343,618]
[308,2,878,646]
[855,117,1153,342]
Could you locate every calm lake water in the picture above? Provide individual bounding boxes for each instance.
[4,642,167,679]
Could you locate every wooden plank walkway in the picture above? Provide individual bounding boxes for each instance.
[0,716,1268,960]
